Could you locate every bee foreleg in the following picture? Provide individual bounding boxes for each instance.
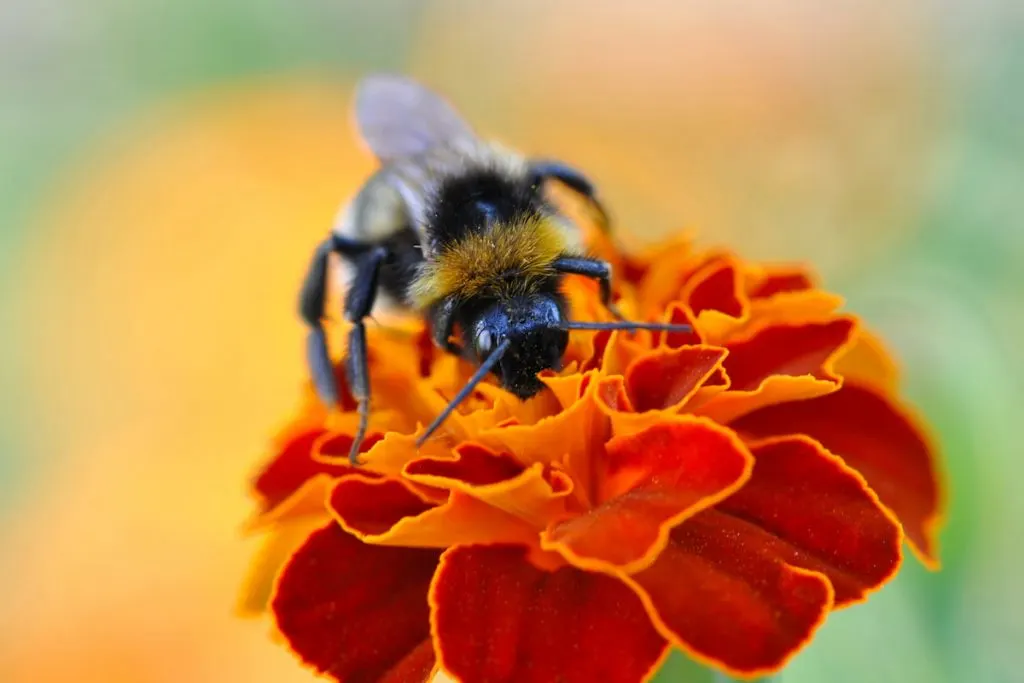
[429,296,465,357]
[300,239,342,408]
[552,256,625,320]
[530,160,611,233]
[343,246,389,465]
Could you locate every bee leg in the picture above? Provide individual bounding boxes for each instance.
[552,256,625,320]
[299,235,373,404]
[429,295,465,357]
[300,239,343,407]
[343,246,389,465]
[529,160,611,233]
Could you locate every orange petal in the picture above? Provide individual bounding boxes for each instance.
[698,289,846,346]
[475,381,563,427]
[602,330,650,377]
[541,417,752,573]
[236,514,329,617]
[635,244,721,316]
[540,373,588,411]
[695,374,840,426]
[404,443,574,529]
[732,383,944,567]
[476,375,609,501]
[430,543,667,683]
[832,327,900,393]
[718,436,903,606]
[621,517,834,677]
[329,474,537,548]
[271,523,439,682]
[746,289,845,330]
[360,431,449,478]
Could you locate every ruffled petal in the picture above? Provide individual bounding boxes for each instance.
[682,258,747,319]
[404,443,574,528]
[430,543,667,683]
[624,346,728,412]
[247,430,380,529]
[236,515,329,616]
[329,474,537,548]
[476,375,608,499]
[271,523,440,683]
[622,517,834,676]
[251,428,342,513]
[722,318,854,391]
[717,436,903,605]
[746,267,814,299]
[695,318,855,424]
[655,303,703,348]
[732,383,943,566]
[540,418,753,573]
[695,374,840,426]
[746,290,845,329]
[831,328,900,393]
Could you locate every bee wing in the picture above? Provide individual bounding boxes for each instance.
[354,74,476,163]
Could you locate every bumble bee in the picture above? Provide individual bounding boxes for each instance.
[300,74,688,463]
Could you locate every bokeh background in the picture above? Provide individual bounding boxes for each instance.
[1,1,1021,681]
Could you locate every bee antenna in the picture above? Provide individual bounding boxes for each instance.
[564,320,693,333]
[416,338,512,448]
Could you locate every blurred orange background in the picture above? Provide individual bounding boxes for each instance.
[1,1,1021,682]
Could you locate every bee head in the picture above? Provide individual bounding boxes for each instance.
[468,294,569,400]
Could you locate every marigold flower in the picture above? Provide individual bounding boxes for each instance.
[240,233,944,682]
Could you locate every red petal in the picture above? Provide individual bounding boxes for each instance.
[329,475,434,538]
[685,260,745,319]
[406,443,525,486]
[380,640,436,683]
[723,318,855,391]
[718,436,903,605]
[430,544,667,683]
[625,346,728,412]
[249,430,391,527]
[252,428,335,512]
[748,270,814,299]
[656,303,703,349]
[541,419,752,573]
[580,328,613,373]
[624,516,833,676]
[271,523,440,683]
[317,431,386,463]
[732,383,943,566]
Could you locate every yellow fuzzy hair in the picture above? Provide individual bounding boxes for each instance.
[410,216,572,309]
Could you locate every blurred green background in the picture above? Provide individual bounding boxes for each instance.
[1,1,1021,682]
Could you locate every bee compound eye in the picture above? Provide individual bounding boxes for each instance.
[475,329,494,358]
